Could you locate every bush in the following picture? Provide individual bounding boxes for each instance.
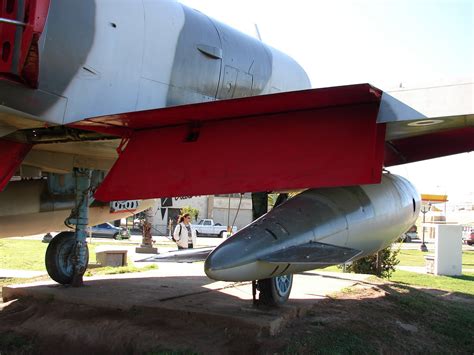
[343,246,400,279]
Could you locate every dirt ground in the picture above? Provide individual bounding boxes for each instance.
[1,279,473,354]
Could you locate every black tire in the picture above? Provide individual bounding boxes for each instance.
[405,236,412,243]
[196,231,200,237]
[258,274,293,306]
[45,231,89,284]
[218,231,225,238]
[113,232,119,240]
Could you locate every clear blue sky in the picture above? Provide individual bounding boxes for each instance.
[180,0,474,202]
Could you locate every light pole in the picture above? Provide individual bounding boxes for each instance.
[420,203,431,252]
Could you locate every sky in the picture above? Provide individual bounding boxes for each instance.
[180,0,473,202]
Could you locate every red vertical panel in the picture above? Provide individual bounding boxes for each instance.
[0,138,32,191]
[18,0,50,87]
[373,123,386,180]
[0,0,18,73]
[95,103,383,201]
[0,0,50,86]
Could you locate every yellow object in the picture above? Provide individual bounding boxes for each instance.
[421,194,448,203]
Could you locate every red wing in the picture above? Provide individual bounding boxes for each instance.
[379,87,474,166]
[71,83,472,202]
[385,127,474,166]
[73,84,385,201]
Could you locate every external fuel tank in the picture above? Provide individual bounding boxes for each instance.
[205,174,420,282]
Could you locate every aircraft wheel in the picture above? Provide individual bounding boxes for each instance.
[45,231,89,284]
[258,274,293,306]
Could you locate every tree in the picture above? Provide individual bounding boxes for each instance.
[343,246,400,279]
[179,206,199,222]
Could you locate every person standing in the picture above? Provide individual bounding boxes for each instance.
[173,213,197,249]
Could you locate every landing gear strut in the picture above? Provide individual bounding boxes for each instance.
[251,191,293,306]
[45,168,91,286]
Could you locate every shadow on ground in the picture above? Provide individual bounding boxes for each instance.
[1,274,473,354]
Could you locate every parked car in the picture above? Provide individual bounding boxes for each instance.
[193,219,237,237]
[88,223,130,240]
[464,230,474,246]
[400,225,419,243]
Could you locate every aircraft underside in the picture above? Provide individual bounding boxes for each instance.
[0,0,472,306]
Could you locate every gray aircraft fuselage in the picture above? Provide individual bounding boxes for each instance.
[1,0,310,128]
[0,0,310,237]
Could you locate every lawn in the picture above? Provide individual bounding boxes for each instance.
[390,270,474,296]
[0,238,172,271]
[397,248,474,269]
[320,248,474,296]
[0,239,97,271]
[281,281,474,354]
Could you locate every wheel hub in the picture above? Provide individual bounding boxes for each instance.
[274,274,292,297]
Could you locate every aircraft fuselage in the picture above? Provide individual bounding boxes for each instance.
[0,0,310,128]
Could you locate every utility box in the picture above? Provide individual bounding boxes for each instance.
[434,225,462,276]
[96,250,128,267]
[424,254,435,274]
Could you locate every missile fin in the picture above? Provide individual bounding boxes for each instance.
[259,242,361,265]
[136,247,214,263]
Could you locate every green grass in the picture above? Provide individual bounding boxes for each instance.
[0,239,98,270]
[382,283,474,351]
[285,329,378,355]
[0,238,172,271]
[397,248,474,269]
[320,248,474,296]
[0,239,51,270]
[283,281,474,354]
[390,269,474,296]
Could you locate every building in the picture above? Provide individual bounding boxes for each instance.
[147,194,253,235]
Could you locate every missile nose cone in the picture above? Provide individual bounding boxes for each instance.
[204,238,244,277]
[205,227,263,281]
[204,223,279,281]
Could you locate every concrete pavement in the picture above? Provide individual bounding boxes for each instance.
[2,263,370,336]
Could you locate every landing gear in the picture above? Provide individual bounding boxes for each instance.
[256,274,294,306]
[251,191,293,306]
[45,231,89,284]
[44,168,92,286]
